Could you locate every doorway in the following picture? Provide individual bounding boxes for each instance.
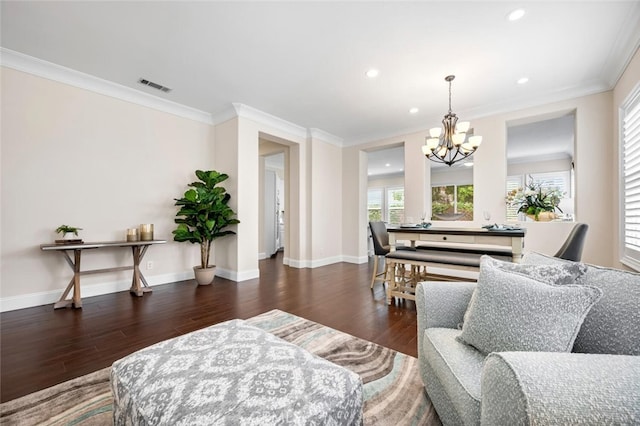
[259,139,289,262]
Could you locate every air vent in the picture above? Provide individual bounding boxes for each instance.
[138,78,172,93]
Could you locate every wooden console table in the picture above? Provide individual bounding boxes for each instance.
[40,240,166,309]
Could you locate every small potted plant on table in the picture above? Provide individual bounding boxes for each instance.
[173,170,240,285]
[55,225,83,243]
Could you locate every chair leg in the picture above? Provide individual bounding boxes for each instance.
[370,255,379,288]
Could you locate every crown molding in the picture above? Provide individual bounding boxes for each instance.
[0,48,214,125]
[307,128,344,147]
[0,48,345,146]
[602,3,640,88]
[232,103,308,140]
[210,105,239,126]
[342,80,611,147]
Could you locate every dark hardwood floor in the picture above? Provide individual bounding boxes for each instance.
[0,252,417,403]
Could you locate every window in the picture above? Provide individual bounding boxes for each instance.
[367,186,405,224]
[431,184,474,220]
[621,84,640,270]
[506,171,572,221]
[367,188,383,221]
[387,187,405,224]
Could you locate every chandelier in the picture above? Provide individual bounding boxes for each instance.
[422,75,482,166]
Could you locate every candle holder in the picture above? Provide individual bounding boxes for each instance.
[139,224,154,241]
[126,228,139,242]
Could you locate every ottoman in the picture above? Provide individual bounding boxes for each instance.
[110,319,363,425]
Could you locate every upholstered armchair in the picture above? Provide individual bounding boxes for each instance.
[416,253,640,425]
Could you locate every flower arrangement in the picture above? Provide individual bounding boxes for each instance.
[505,176,564,221]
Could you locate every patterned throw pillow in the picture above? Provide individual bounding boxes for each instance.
[456,256,602,354]
[458,256,588,329]
[484,254,587,284]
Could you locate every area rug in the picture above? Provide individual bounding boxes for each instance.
[0,309,441,425]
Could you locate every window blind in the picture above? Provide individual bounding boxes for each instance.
[622,85,640,270]
[506,176,523,221]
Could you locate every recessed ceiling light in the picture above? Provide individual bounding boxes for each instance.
[385,163,391,167]
[409,107,419,114]
[517,77,529,85]
[464,162,474,167]
[507,8,525,21]
[365,69,380,78]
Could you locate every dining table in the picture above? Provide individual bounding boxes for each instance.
[383,225,526,305]
[387,225,526,262]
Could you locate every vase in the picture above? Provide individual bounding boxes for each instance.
[527,212,556,222]
[193,265,216,285]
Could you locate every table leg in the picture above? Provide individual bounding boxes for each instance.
[129,245,153,296]
[54,277,76,309]
[130,246,144,297]
[512,236,524,263]
[385,259,395,305]
[72,250,82,308]
[54,250,82,309]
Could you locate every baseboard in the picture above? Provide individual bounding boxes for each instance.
[342,255,368,264]
[258,252,267,260]
[281,255,366,268]
[215,267,260,282]
[310,256,343,268]
[0,271,194,312]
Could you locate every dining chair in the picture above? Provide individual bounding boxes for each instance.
[369,221,415,289]
[554,223,589,261]
[369,221,392,289]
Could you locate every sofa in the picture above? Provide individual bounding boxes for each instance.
[416,252,640,425]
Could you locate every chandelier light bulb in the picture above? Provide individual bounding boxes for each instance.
[456,121,470,133]
[452,133,466,146]
[427,138,440,150]
[469,135,483,147]
[429,127,442,138]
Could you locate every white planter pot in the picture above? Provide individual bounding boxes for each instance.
[193,266,216,285]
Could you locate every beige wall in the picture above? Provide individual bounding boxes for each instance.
[310,138,343,265]
[3,47,638,310]
[1,67,212,308]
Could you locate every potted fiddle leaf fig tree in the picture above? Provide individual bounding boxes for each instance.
[173,170,240,285]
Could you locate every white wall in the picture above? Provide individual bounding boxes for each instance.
[1,67,212,309]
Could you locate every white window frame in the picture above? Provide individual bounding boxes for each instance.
[430,183,475,220]
[367,185,405,224]
[619,82,640,271]
[367,188,384,222]
[386,186,405,225]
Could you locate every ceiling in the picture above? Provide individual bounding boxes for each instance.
[2,1,639,146]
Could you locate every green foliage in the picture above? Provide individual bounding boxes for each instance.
[55,225,82,236]
[505,176,564,221]
[431,202,451,217]
[172,170,240,268]
[457,185,474,203]
[368,209,382,222]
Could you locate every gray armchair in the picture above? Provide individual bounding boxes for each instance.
[416,253,640,425]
